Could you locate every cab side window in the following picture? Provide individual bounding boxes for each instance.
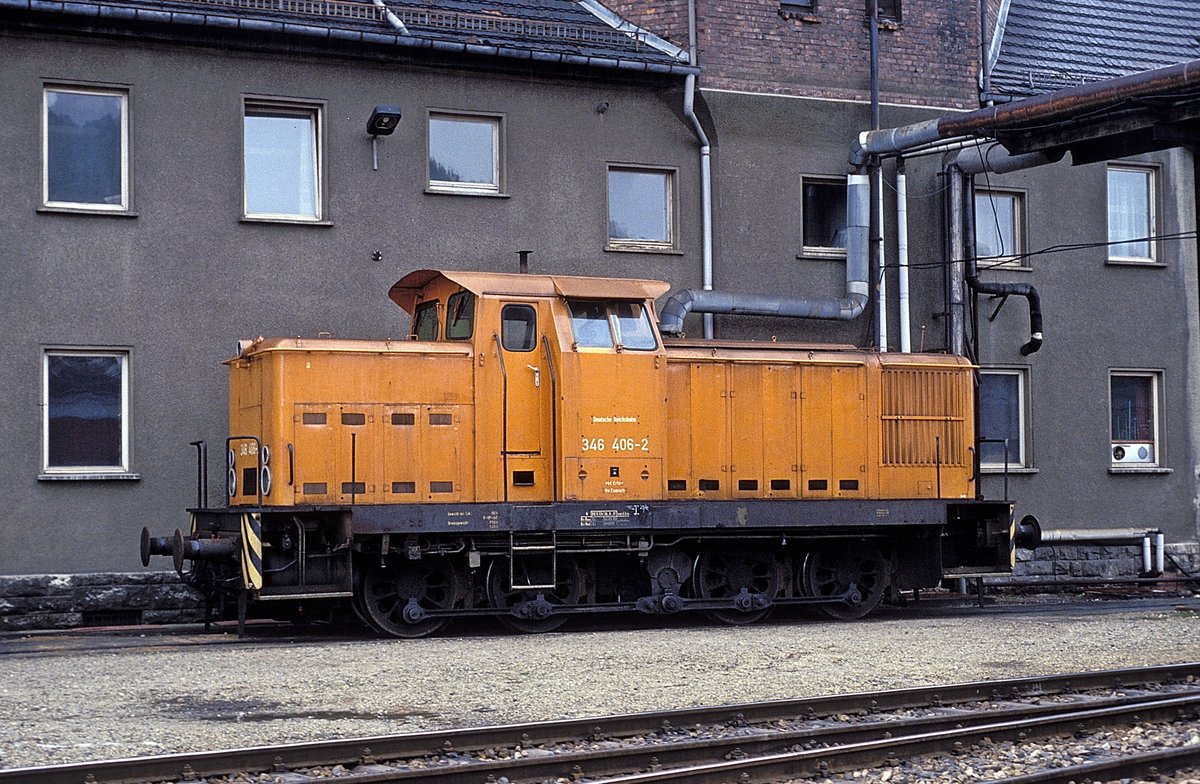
[412,300,439,340]
[446,291,475,340]
[501,304,537,351]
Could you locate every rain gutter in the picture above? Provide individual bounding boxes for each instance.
[0,0,701,76]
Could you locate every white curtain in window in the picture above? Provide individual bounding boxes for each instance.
[244,112,317,218]
[1107,168,1151,259]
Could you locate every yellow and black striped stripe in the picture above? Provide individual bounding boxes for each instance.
[1009,504,1017,567]
[239,513,263,590]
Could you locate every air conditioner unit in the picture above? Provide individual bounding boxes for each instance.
[1112,443,1154,464]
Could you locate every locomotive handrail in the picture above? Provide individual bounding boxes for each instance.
[189,440,207,508]
[976,437,1011,500]
[541,333,559,500]
[494,332,509,503]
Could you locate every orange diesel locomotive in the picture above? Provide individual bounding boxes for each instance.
[142,269,1035,636]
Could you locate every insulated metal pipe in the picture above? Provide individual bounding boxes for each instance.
[683,73,715,339]
[946,165,967,356]
[896,162,911,352]
[853,58,1200,167]
[658,173,870,334]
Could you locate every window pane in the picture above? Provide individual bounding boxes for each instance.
[979,373,1021,466]
[446,292,475,340]
[501,305,537,352]
[244,110,317,217]
[1111,375,1154,442]
[429,117,497,186]
[47,354,123,468]
[608,169,670,243]
[568,301,614,348]
[975,192,1016,260]
[46,90,123,206]
[611,302,657,350]
[412,301,439,340]
[1108,168,1152,259]
[802,181,847,249]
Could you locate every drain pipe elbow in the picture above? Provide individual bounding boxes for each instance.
[953,163,1045,356]
[371,0,409,34]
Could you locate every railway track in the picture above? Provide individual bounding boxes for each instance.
[4,663,1199,784]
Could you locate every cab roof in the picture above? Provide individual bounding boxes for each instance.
[388,269,672,315]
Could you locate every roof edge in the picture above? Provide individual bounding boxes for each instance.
[577,0,690,64]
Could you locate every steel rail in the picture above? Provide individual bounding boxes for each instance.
[3,662,1198,784]
[586,692,1200,784]
[992,744,1200,783]
[207,689,1200,784]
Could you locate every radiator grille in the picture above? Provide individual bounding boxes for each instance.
[881,368,968,467]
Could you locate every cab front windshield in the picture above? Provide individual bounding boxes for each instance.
[567,300,657,350]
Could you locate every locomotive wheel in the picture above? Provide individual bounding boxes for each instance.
[486,555,582,634]
[360,556,461,638]
[694,545,781,625]
[802,545,887,620]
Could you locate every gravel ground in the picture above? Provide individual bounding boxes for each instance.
[1,599,1198,770]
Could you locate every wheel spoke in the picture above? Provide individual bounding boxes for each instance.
[802,545,888,620]
[486,556,582,633]
[694,545,780,625]
[360,557,461,638]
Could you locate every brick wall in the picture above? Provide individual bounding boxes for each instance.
[609,0,980,108]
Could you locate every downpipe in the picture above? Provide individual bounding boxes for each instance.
[948,162,1044,356]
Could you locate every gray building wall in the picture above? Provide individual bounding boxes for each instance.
[973,148,1200,544]
[1,32,699,576]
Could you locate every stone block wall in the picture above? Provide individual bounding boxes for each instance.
[1010,541,1200,583]
[0,572,204,632]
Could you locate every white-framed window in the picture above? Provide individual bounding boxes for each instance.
[800,177,847,256]
[243,100,323,221]
[42,349,130,476]
[1107,165,1156,262]
[427,112,503,194]
[43,86,129,211]
[607,165,676,251]
[979,368,1028,469]
[974,189,1025,267]
[1110,370,1161,467]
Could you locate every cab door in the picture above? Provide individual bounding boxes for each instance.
[497,301,555,501]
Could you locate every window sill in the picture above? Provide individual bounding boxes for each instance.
[978,263,1032,273]
[981,467,1038,475]
[1108,466,1172,475]
[240,216,332,227]
[780,8,819,23]
[797,250,847,261]
[1106,259,1165,268]
[39,472,142,482]
[424,187,510,198]
[605,244,684,256]
[38,206,138,218]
